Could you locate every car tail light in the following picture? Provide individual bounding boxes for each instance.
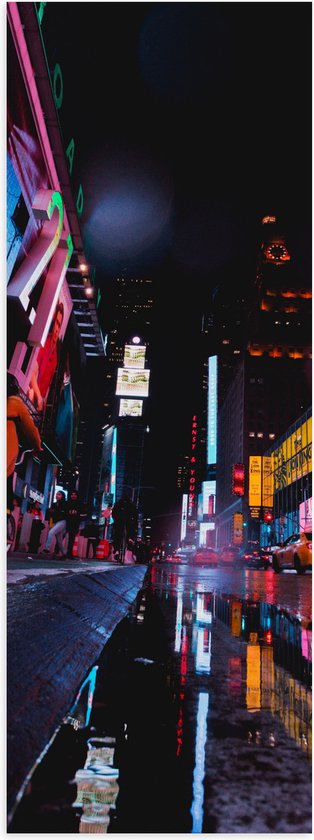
[243,554,250,559]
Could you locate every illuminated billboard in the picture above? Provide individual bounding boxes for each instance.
[202,480,216,516]
[207,356,217,465]
[180,494,188,541]
[119,399,143,417]
[123,344,146,369]
[116,368,150,397]
[249,456,262,507]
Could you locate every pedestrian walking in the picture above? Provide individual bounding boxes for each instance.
[41,491,67,558]
[66,490,85,558]
[112,491,138,560]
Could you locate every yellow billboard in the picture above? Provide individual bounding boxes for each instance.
[262,456,274,507]
[249,456,262,506]
[273,417,312,491]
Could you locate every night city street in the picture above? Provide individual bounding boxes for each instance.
[6,1,312,835]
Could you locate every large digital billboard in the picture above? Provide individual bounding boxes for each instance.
[202,480,216,516]
[27,282,72,413]
[123,344,146,369]
[116,368,150,397]
[119,399,143,417]
[207,356,217,465]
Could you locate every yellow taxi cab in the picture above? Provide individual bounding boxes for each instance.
[272,532,312,575]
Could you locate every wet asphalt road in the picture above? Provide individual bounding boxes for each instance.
[9,562,312,834]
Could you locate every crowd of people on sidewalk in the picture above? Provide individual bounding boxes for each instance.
[7,372,151,564]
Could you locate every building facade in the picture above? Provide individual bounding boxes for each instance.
[7,3,104,515]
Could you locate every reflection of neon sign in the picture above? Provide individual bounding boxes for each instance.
[190,692,209,832]
[68,665,98,729]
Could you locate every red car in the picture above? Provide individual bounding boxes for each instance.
[190,547,219,567]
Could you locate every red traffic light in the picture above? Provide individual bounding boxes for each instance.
[263,512,273,523]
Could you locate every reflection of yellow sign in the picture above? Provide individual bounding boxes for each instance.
[246,643,261,711]
[249,457,261,506]
[231,601,242,636]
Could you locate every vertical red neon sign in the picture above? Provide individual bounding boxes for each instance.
[188,414,198,521]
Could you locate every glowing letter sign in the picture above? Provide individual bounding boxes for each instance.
[207,356,217,465]
[7,189,73,345]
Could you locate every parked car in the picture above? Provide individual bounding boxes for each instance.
[272,532,312,574]
[190,547,219,567]
[219,545,242,567]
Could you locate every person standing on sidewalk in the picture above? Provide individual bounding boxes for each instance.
[66,490,85,558]
[41,491,67,558]
[7,373,42,511]
[112,491,138,560]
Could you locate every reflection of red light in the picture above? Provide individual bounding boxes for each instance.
[181,675,186,685]
[181,655,187,675]
[181,634,189,655]
[265,629,273,645]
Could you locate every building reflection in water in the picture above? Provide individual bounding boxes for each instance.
[73,737,119,834]
[153,564,312,763]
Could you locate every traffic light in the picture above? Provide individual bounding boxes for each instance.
[263,511,273,524]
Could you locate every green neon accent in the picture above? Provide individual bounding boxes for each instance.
[37,2,47,24]
[65,233,74,266]
[97,289,101,308]
[66,137,75,176]
[42,442,62,466]
[53,64,63,109]
[76,184,84,216]
[49,191,64,246]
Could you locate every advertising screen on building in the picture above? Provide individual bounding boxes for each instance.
[202,481,216,516]
[119,399,143,417]
[116,368,150,397]
[207,356,217,465]
[180,494,188,541]
[249,456,262,507]
[272,416,312,490]
[299,497,312,531]
[27,282,72,414]
[123,344,146,369]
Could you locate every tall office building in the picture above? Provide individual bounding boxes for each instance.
[215,215,312,547]
[96,271,154,528]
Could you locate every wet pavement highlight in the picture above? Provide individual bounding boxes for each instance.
[9,565,312,833]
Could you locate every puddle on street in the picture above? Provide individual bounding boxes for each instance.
[9,566,312,833]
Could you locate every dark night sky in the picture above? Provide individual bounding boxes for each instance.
[40,2,312,538]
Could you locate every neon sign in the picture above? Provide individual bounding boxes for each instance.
[207,356,217,465]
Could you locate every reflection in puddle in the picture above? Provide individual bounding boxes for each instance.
[191,692,209,833]
[9,567,312,833]
[73,737,119,833]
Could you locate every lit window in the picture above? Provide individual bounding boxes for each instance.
[233,350,240,354]
[222,339,230,344]
[257,432,263,439]
[249,432,255,438]
[269,433,275,440]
